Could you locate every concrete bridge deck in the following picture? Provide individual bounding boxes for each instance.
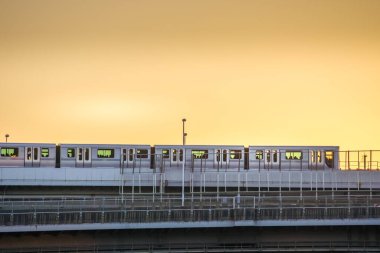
[1,191,380,252]
[2,168,380,190]
[1,192,380,233]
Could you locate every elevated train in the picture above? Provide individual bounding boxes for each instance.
[0,143,339,171]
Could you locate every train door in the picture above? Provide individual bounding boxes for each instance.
[222,149,230,169]
[264,149,279,170]
[121,148,127,170]
[76,147,91,168]
[309,150,323,169]
[309,150,315,169]
[215,149,229,170]
[171,149,184,167]
[160,149,170,171]
[24,147,40,167]
[215,149,221,170]
[128,148,135,168]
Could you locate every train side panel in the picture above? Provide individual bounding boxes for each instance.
[0,143,56,167]
[248,146,339,170]
[60,144,151,171]
[154,145,245,172]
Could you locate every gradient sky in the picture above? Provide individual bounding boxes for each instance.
[0,0,379,150]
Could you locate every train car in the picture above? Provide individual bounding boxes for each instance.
[60,144,151,171]
[154,145,246,172]
[248,146,339,170]
[0,143,56,168]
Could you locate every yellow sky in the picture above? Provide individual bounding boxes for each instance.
[0,0,380,150]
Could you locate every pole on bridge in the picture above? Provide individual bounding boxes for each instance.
[182,118,187,207]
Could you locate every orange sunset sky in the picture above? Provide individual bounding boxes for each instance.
[0,0,379,150]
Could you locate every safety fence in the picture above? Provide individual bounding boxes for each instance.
[1,205,380,227]
[2,193,380,213]
[2,192,380,229]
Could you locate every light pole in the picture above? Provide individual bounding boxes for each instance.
[182,118,187,145]
[181,118,187,206]
[5,134,9,143]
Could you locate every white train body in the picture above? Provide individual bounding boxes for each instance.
[0,143,339,171]
[0,142,359,189]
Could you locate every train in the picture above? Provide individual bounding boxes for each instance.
[0,143,339,171]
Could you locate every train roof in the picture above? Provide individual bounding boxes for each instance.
[59,143,150,147]
[248,145,339,150]
[0,143,56,147]
[155,145,245,148]
[0,143,340,150]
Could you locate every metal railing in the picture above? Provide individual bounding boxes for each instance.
[1,206,380,227]
[1,193,380,227]
[2,192,380,211]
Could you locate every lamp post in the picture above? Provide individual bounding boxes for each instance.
[182,118,187,145]
[182,118,187,206]
[5,134,9,143]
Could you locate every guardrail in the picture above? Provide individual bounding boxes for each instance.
[1,193,380,227]
[2,193,380,212]
[1,205,380,227]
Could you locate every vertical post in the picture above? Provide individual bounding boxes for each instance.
[357,151,360,170]
[132,174,135,203]
[5,134,9,143]
[300,173,303,198]
[182,152,185,206]
[121,174,124,204]
[182,118,186,206]
[182,118,187,146]
[217,173,220,200]
[121,151,125,203]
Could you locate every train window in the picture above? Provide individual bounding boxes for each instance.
[192,150,208,159]
[162,149,170,159]
[26,147,32,160]
[33,148,39,160]
[273,150,278,162]
[266,150,271,162]
[317,151,322,163]
[179,149,183,161]
[222,150,227,162]
[230,150,242,160]
[122,149,127,161]
[325,151,334,168]
[285,151,302,160]
[172,149,177,161]
[78,148,83,160]
[129,149,134,161]
[310,151,315,163]
[67,148,75,158]
[215,149,221,162]
[137,149,148,159]
[97,149,115,158]
[255,150,263,160]
[84,148,90,161]
[41,148,49,158]
[0,147,19,157]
